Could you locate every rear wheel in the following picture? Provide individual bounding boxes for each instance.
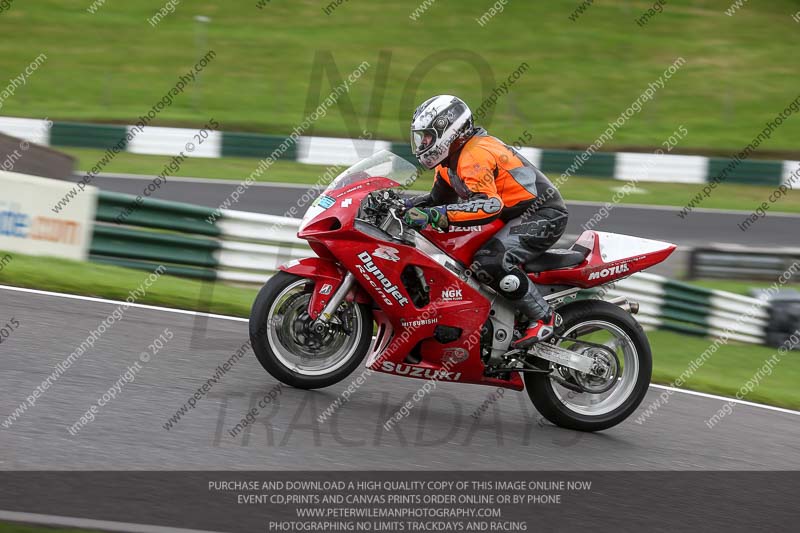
[524,300,652,431]
[249,271,373,389]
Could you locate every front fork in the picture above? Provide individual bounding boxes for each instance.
[279,256,359,323]
[308,208,399,329]
[313,272,355,329]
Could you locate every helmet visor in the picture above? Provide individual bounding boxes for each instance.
[411,129,437,155]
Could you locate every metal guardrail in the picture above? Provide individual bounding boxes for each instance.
[584,272,767,345]
[688,245,800,280]
[91,191,309,283]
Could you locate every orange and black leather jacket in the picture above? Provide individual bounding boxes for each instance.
[411,129,566,226]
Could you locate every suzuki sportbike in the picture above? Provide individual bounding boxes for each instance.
[250,151,676,431]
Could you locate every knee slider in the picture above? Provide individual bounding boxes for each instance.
[498,270,528,299]
[472,239,506,285]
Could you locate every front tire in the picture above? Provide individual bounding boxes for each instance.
[525,299,652,431]
[249,271,373,389]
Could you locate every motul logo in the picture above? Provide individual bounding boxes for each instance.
[588,263,630,280]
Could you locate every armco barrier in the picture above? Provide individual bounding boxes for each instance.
[95,191,220,236]
[598,273,767,344]
[688,245,800,280]
[89,190,769,345]
[91,191,308,283]
[92,225,218,267]
[2,116,797,186]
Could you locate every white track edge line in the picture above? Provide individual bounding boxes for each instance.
[0,510,224,533]
[648,384,800,416]
[0,285,248,323]
[3,284,799,416]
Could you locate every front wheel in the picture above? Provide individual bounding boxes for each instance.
[249,271,373,389]
[524,299,652,431]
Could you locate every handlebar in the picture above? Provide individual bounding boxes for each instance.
[360,189,416,243]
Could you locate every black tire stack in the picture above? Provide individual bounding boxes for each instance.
[764,290,800,349]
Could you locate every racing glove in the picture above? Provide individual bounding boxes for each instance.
[403,206,448,230]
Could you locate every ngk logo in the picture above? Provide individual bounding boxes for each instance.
[588,263,630,280]
[440,288,463,301]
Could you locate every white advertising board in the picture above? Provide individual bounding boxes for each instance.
[0,170,96,261]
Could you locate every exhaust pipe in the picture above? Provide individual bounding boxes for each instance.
[608,296,639,314]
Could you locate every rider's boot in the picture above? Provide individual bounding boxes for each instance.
[514,312,562,349]
[512,283,562,349]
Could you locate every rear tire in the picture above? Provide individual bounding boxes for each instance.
[249,271,373,389]
[524,299,652,432]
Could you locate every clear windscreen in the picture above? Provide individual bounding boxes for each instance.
[300,151,419,229]
[324,150,420,193]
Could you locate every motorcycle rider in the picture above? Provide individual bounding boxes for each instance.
[403,95,568,348]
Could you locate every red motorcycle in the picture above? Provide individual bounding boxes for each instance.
[250,151,676,431]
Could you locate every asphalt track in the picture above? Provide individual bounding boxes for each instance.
[2,285,799,471]
[78,172,800,249]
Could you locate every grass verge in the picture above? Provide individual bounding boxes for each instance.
[3,1,800,152]
[648,329,799,411]
[690,278,799,296]
[0,250,256,319]
[3,251,798,410]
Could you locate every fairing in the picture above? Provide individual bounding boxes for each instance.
[420,220,503,266]
[530,230,676,288]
